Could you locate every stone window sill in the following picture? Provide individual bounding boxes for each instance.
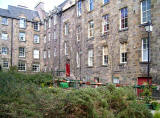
[139,61,151,64]
[101,65,108,67]
[119,28,128,32]
[101,2,110,7]
[87,66,94,68]
[88,37,94,40]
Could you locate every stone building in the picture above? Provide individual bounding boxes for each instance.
[48,0,160,85]
[0,2,45,72]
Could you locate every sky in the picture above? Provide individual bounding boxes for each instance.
[0,0,65,12]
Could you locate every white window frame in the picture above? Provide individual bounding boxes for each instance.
[103,0,109,4]
[19,18,26,28]
[77,0,82,16]
[18,61,26,71]
[76,52,80,67]
[33,22,39,31]
[113,77,120,84]
[49,18,51,28]
[88,49,93,67]
[19,32,25,41]
[120,43,127,63]
[65,42,68,56]
[34,35,40,44]
[3,59,9,68]
[102,46,108,65]
[33,49,40,59]
[54,15,57,25]
[88,20,94,38]
[32,64,40,72]
[44,36,46,43]
[64,23,69,35]
[54,48,57,57]
[142,38,148,62]
[120,7,128,30]
[102,14,109,34]
[19,47,25,57]
[48,50,51,58]
[48,33,51,41]
[44,51,46,59]
[89,0,94,11]
[1,17,8,25]
[44,21,47,30]
[2,47,8,55]
[141,0,151,24]
[1,33,8,40]
[54,31,56,40]
[77,26,81,41]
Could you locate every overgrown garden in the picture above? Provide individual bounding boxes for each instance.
[0,70,159,118]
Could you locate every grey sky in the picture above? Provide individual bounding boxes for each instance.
[0,0,65,11]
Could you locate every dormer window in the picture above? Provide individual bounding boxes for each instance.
[34,22,39,31]
[2,17,8,25]
[19,18,26,28]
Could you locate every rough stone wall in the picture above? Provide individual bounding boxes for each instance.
[0,17,12,69]
[52,0,160,85]
[151,0,160,84]
[11,19,44,72]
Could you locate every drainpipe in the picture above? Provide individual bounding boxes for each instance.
[11,18,13,67]
[58,9,62,76]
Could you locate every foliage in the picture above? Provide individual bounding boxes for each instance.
[154,111,160,118]
[142,85,152,104]
[0,72,153,118]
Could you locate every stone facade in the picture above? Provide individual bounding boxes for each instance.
[48,0,160,85]
[0,3,45,72]
[1,0,159,85]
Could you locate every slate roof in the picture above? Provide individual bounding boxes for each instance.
[0,5,40,22]
[58,0,69,8]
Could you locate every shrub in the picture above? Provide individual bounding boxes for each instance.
[154,111,160,118]
[0,72,153,118]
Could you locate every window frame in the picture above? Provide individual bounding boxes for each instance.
[3,59,9,68]
[32,64,40,72]
[142,38,149,62]
[88,49,93,67]
[89,0,94,11]
[34,35,40,44]
[1,17,8,25]
[43,50,46,59]
[33,49,40,59]
[102,46,109,66]
[120,7,128,30]
[19,47,25,57]
[77,26,81,41]
[103,0,109,4]
[19,32,25,41]
[33,22,40,31]
[102,14,109,34]
[19,18,26,28]
[1,33,8,40]
[65,42,68,56]
[48,50,51,58]
[141,0,151,24]
[18,61,26,71]
[76,52,80,68]
[77,0,82,16]
[2,47,8,55]
[88,20,94,38]
[64,23,69,35]
[120,43,127,64]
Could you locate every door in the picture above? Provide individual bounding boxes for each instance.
[137,77,152,96]
[66,59,70,77]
